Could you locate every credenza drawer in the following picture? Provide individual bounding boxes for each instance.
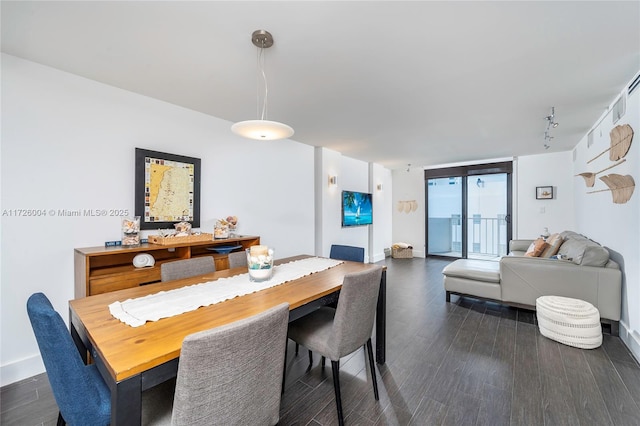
[89,269,161,295]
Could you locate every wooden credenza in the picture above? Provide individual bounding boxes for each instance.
[74,235,260,297]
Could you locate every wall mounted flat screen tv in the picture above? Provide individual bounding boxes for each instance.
[342,190,373,227]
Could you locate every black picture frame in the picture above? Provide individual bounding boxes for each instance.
[135,148,201,230]
[536,186,553,200]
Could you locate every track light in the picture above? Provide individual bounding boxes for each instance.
[545,107,558,127]
[543,106,559,149]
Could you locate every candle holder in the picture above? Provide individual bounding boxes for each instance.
[246,246,274,282]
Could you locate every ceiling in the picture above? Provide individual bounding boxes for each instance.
[2,1,639,170]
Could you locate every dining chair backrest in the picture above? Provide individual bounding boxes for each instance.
[26,293,111,426]
[161,257,216,282]
[228,251,248,269]
[330,266,383,359]
[171,303,290,426]
[329,244,365,263]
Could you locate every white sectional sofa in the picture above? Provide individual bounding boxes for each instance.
[442,231,622,335]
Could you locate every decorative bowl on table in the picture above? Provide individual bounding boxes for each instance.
[206,245,242,254]
[246,246,274,282]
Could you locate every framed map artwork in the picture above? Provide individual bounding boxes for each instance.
[135,148,201,230]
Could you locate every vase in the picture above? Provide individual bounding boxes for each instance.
[122,217,140,247]
[214,223,229,239]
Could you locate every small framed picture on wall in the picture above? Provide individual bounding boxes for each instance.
[536,186,553,200]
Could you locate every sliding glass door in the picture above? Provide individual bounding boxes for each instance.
[426,162,512,259]
[466,173,509,258]
[427,177,463,258]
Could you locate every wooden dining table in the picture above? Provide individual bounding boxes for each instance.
[69,255,387,426]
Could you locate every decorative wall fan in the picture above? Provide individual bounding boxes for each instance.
[576,159,625,187]
[397,200,418,213]
[587,174,635,204]
[588,124,633,164]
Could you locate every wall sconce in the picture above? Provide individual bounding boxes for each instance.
[377,183,383,191]
[328,175,338,186]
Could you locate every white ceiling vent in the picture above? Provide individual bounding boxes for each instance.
[629,73,640,95]
[612,96,625,124]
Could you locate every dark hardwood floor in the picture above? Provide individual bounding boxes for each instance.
[2,257,640,425]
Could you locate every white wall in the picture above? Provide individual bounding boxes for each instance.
[370,163,392,262]
[391,168,425,257]
[1,54,318,385]
[572,77,640,362]
[514,151,575,239]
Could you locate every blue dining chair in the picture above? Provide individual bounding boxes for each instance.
[26,293,111,426]
[329,244,365,262]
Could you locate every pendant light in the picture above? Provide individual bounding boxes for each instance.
[231,30,294,141]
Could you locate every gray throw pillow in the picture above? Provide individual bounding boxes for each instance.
[557,238,588,264]
[581,245,610,267]
[557,237,610,266]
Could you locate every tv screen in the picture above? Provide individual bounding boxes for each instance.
[342,190,373,227]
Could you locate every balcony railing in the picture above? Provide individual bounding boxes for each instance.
[428,216,508,257]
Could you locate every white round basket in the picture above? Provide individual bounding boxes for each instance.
[536,296,602,349]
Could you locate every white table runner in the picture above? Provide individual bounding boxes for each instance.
[109,257,343,327]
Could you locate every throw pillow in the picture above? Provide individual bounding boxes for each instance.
[525,238,547,257]
[540,233,563,258]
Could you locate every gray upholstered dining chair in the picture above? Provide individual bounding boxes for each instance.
[227,251,248,269]
[171,303,290,426]
[160,257,215,282]
[294,243,366,358]
[286,266,383,426]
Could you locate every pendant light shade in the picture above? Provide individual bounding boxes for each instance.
[231,120,294,140]
[232,30,294,141]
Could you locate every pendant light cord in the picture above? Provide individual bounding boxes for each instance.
[256,41,269,121]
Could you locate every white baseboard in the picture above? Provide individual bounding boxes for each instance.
[1,354,44,387]
[370,252,387,263]
[619,321,640,364]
